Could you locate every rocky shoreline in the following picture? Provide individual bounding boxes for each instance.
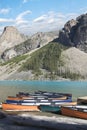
[0,111,87,130]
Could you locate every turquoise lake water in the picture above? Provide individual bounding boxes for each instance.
[0,80,87,102]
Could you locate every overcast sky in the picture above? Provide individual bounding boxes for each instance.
[0,0,87,35]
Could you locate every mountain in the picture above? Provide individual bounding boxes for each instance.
[1,13,87,80]
[1,31,58,61]
[0,26,27,54]
[57,13,87,52]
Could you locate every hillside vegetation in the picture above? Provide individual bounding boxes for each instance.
[1,54,29,66]
[19,42,65,72]
[18,42,82,80]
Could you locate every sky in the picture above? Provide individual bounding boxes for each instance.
[0,0,87,35]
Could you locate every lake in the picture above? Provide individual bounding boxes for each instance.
[0,80,87,102]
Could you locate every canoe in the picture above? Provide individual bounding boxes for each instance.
[5,99,52,105]
[77,96,87,105]
[39,102,77,113]
[7,96,23,101]
[38,105,61,113]
[18,94,68,99]
[35,91,72,98]
[61,105,87,119]
[7,95,67,101]
[5,98,72,106]
[2,103,40,111]
[17,91,72,99]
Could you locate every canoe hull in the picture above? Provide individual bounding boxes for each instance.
[2,103,39,111]
[39,102,77,113]
[39,105,60,113]
[61,106,87,119]
[7,96,67,100]
[77,96,87,105]
[5,98,72,106]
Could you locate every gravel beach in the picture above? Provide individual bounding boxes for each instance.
[0,111,87,130]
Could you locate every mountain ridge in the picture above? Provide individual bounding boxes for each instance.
[1,31,58,61]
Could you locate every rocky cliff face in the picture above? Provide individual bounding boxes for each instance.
[58,13,87,52]
[0,26,27,54]
[1,31,58,60]
[58,19,77,46]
